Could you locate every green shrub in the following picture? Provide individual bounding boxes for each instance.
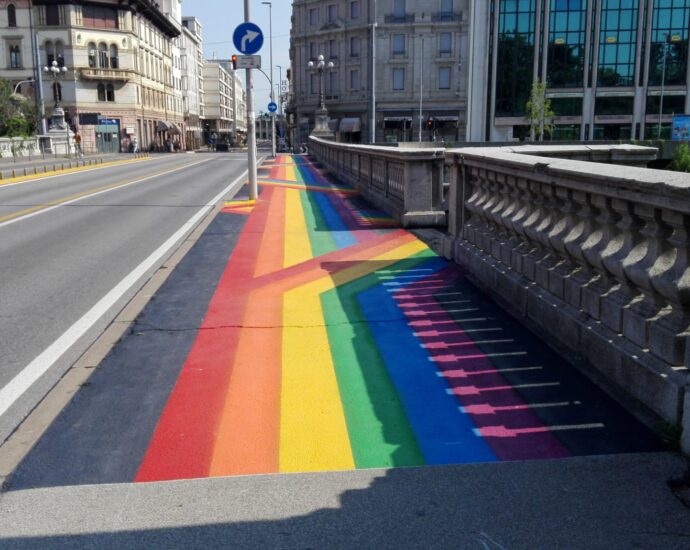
[670,142,690,172]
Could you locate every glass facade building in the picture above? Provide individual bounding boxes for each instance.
[474,0,690,141]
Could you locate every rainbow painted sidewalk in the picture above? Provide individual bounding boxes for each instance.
[7,154,662,490]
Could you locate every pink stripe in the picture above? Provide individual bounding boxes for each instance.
[393,266,571,461]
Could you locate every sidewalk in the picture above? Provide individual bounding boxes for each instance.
[0,152,122,179]
[1,154,688,547]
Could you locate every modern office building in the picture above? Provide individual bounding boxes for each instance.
[469,0,690,141]
[201,60,236,145]
[290,0,469,145]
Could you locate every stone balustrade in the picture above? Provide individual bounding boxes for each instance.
[0,137,40,158]
[308,136,446,227]
[443,146,690,453]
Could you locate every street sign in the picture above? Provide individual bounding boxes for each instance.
[235,55,261,69]
[267,101,277,113]
[233,22,264,55]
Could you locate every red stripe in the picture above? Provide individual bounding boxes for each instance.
[135,186,275,482]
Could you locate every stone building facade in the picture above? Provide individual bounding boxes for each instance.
[290,0,469,144]
[181,16,204,150]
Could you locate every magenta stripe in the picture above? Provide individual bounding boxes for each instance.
[393,266,571,461]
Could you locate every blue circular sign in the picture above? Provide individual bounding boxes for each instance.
[268,102,278,113]
[233,22,264,55]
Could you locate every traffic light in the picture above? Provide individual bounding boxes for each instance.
[426,118,434,129]
[231,54,238,70]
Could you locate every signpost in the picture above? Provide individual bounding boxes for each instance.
[234,13,264,201]
[267,101,277,113]
[235,55,261,70]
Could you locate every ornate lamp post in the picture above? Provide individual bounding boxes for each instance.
[307,54,335,139]
[43,60,72,156]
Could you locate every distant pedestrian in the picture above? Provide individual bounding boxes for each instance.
[74,132,83,156]
[131,136,139,154]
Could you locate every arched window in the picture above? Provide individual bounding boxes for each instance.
[98,42,108,68]
[52,82,62,102]
[106,84,115,102]
[45,40,54,65]
[97,83,105,101]
[8,4,16,27]
[109,44,118,69]
[87,42,96,68]
[55,40,64,67]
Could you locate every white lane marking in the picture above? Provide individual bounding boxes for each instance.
[0,166,249,420]
[0,158,215,230]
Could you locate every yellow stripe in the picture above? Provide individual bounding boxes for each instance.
[279,238,429,472]
[282,188,312,268]
[284,164,298,182]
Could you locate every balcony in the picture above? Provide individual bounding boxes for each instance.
[384,14,415,24]
[80,68,137,82]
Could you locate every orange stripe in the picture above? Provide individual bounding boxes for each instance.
[254,188,287,277]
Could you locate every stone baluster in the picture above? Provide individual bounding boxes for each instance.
[497,174,523,268]
[621,204,671,349]
[487,172,513,262]
[599,198,645,334]
[464,167,491,251]
[521,181,551,282]
[509,179,537,276]
[546,187,581,300]
[533,183,565,292]
[648,210,690,365]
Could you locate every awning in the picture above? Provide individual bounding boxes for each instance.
[168,123,181,135]
[157,121,171,132]
[328,118,339,132]
[383,116,413,122]
[434,116,459,122]
[339,117,361,133]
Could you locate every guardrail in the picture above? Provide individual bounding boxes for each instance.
[309,136,446,227]
[442,145,690,452]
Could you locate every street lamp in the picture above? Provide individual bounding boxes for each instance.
[262,1,276,158]
[13,78,34,95]
[307,55,335,139]
[43,60,71,156]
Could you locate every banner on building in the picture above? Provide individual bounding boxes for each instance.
[672,115,690,141]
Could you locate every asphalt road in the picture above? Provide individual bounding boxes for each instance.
[0,153,249,443]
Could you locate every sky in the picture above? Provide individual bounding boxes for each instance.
[182,0,293,115]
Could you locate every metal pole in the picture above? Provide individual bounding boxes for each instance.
[34,32,47,135]
[370,0,377,144]
[263,2,276,158]
[245,0,258,200]
[419,36,424,142]
[658,34,668,139]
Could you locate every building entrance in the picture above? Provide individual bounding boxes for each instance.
[96,120,121,153]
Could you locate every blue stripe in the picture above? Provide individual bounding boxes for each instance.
[357,257,498,465]
[312,192,357,249]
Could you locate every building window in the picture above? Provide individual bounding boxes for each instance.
[598,0,638,87]
[7,4,16,28]
[309,42,316,59]
[327,71,337,95]
[440,0,453,14]
[109,45,118,69]
[83,6,118,29]
[547,0,587,88]
[550,97,582,116]
[350,68,360,90]
[97,83,106,101]
[438,66,451,89]
[646,94,686,115]
[52,81,62,102]
[495,0,536,117]
[55,41,64,67]
[309,7,318,26]
[106,84,115,102]
[98,42,108,68]
[594,96,634,116]
[88,42,97,68]
[9,45,21,68]
[393,0,406,18]
[310,73,317,94]
[46,4,60,26]
[392,67,405,90]
[328,4,338,22]
[439,32,452,55]
[350,1,360,19]
[45,41,55,65]
[350,37,361,57]
[329,39,338,59]
[648,1,690,86]
[392,34,405,55]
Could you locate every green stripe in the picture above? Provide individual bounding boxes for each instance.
[300,190,337,257]
[321,253,435,468]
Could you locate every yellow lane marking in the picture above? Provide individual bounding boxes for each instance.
[0,158,213,226]
[0,156,151,187]
[279,238,429,472]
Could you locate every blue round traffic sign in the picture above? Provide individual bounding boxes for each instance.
[233,22,264,55]
[268,101,277,113]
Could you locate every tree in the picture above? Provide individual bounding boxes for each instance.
[524,80,555,141]
[670,142,690,172]
[0,79,39,137]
